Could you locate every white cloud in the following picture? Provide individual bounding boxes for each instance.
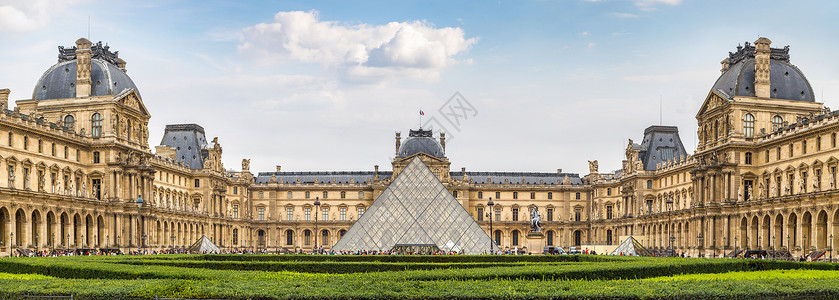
[587,42,597,48]
[579,31,590,37]
[238,10,478,83]
[635,0,682,8]
[0,0,83,32]
[610,12,639,18]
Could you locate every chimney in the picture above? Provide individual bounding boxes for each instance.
[74,38,92,98]
[440,132,446,152]
[557,169,562,174]
[461,167,466,172]
[720,58,730,74]
[0,88,9,110]
[115,57,127,73]
[395,132,401,155]
[754,37,772,98]
[276,165,281,172]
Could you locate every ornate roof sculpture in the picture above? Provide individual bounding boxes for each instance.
[332,157,494,254]
[33,40,138,101]
[397,128,445,158]
[712,41,813,101]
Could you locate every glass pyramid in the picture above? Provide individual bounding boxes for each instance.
[332,157,494,254]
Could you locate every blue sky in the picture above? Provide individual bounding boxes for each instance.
[2,0,839,174]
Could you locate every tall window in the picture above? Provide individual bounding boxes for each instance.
[547,192,553,199]
[478,191,483,199]
[233,186,238,194]
[777,147,781,160]
[789,144,794,157]
[91,113,102,137]
[512,230,519,246]
[339,207,346,220]
[512,208,519,221]
[477,207,484,221]
[772,115,783,131]
[286,230,294,245]
[607,188,612,196]
[513,192,518,199]
[606,205,613,219]
[765,150,770,163]
[575,208,582,222]
[817,136,822,151]
[257,207,264,220]
[495,207,501,221]
[452,190,458,198]
[495,191,500,199]
[743,113,755,137]
[357,207,365,218]
[547,230,554,246]
[530,192,535,200]
[323,191,328,199]
[64,115,75,129]
[547,208,553,221]
[232,229,238,245]
[304,230,311,246]
[38,140,42,153]
[803,140,807,154]
[305,191,310,199]
[745,152,752,165]
[288,191,292,199]
[64,146,68,159]
[833,133,837,148]
[232,205,238,219]
[258,191,264,199]
[358,191,363,199]
[575,192,581,200]
[322,207,328,221]
[304,207,311,220]
[647,180,653,189]
[194,179,200,187]
[51,143,55,156]
[287,207,293,221]
[23,136,28,150]
[340,191,346,199]
[494,230,502,247]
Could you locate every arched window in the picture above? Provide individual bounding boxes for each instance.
[321,230,329,246]
[64,115,75,129]
[743,113,755,137]
[286,229,294,245]
[606,229,613,245]
[512,230,519,246]
[303,230,311,245]
[494,230,502,246]
[547,230,554,246]
[91,113,102,137]
[574,230,582,246]
[772,115,783,131]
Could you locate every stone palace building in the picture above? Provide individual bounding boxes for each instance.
[0,37,836,258]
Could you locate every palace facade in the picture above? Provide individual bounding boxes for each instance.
[0,37,835,258]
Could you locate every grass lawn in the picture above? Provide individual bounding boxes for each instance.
[0,254,836,299]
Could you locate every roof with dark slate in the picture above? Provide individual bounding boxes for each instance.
[159,124,209,170]
[638,126,688,171]
[254,170,584,185]
[711,42,813,102]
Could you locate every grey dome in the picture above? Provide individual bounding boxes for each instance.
[398,137,445,158]
[711,48,813,102]
[32,59,140,100]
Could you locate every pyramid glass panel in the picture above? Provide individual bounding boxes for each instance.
[332,157,493,254]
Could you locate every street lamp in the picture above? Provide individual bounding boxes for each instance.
[666,196,673,257]
[697,234,704,258]
[314,197,320,254]
[669,235,676,257]
[487,197,495,255]
[136,195,144,253]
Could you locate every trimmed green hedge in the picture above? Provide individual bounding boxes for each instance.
[0,255,837,299]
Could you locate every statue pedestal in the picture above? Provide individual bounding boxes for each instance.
[526,232,545,255]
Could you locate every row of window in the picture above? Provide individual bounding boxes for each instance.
[7,132,85,162]
[474,191,582,200]
[256,190,364,200]
[746,133,839,165]
[255,206,365,221]
[476,206,583,222]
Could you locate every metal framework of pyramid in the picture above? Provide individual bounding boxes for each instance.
[332,157,494,254]
[610,236,652,256]
[187,235,221,254]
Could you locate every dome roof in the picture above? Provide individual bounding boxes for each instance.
[398,129,445,158]
[33,58,140,101]
[711,43,813,101]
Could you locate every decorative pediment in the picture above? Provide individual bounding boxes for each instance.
[695,90,730,119]
[827,157,839,165]
[113,89,150,117]
[49,164,60,171]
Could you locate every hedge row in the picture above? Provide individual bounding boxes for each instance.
[132,253,628,263]
[112,259,541,274]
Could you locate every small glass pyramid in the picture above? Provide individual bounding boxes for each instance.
[332,157,494,254]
